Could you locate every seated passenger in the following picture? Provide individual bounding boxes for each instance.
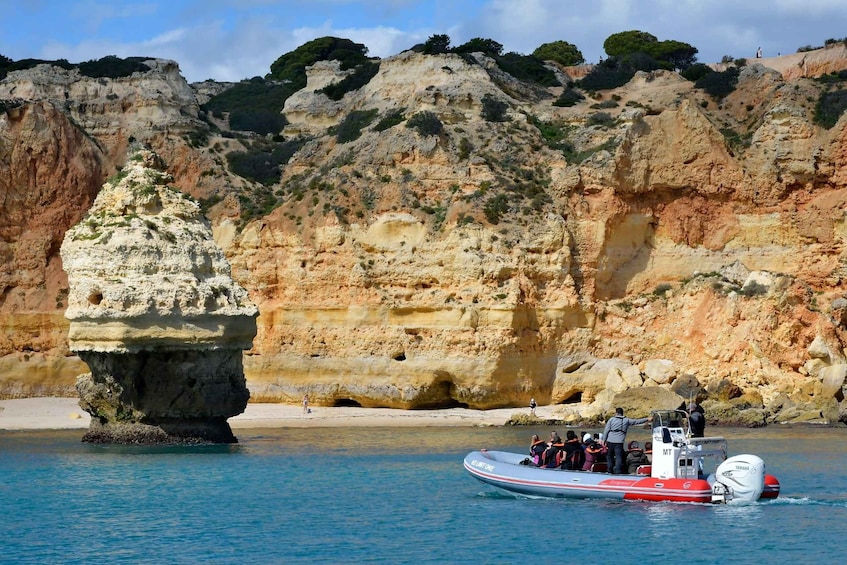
[529,434,546,466]
[644,441,653,463]
[543,431,564,468]
[560,430,585,470]
[625,440,648,474]
[582,437,607,471]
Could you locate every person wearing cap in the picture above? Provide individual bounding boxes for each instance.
[688,403,706,438]
[603,407,649,474]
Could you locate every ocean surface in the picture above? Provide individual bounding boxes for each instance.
[1,424,845,564]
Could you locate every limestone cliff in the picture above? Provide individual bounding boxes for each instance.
[1,48,846,426]
[60,149,257,443]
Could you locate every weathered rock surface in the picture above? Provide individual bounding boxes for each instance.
[60,149,257,443]
[2,46,847,427]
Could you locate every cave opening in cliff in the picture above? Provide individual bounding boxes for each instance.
[410,380,468,409]
[559,392,582,404]
[333,398,363,407]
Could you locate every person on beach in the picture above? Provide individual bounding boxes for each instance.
[529,397,537,416]
[302,394,309,414]
[603,407,649,474]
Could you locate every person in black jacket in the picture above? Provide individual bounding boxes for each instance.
[560,430,585,470]
[688,403,706,437]
[543,431,564,468]
[625,440,649,474]
[529,434,546,466]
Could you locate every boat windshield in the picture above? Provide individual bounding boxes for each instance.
[651,410,690,435]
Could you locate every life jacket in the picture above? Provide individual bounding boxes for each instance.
[529,440,546,465]
[561,440,585,470]
[543,441,564,467]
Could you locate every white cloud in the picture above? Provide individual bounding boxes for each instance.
[23,0,847,83]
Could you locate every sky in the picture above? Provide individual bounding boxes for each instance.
[3,0,847,83]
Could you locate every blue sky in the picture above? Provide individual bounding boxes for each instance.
[4,0,847,83]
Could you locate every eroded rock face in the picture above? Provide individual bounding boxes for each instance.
[60,149,257,443]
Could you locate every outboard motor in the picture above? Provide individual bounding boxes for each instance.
[713,454,765,503]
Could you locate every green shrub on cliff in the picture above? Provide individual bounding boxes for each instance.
[406,111,443,136]
[483,194,510,224]
[373,108,406,131]
[814,89,847,129]
[495,52,560,87]
[481,93,509,122]
[78,55,150,78]
[553,88,585,107]
[0,54,143,80]
[202,76,291,135]
[226,138,307,185]
[532,40,585,66]
[318,61,380,101]
[578,53,659,91]
[694,67,739,99]
[268,36,370,90]
[334,109,378,143]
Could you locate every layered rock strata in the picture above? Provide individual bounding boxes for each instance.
[3,48,847,425]
[60,149,257,443]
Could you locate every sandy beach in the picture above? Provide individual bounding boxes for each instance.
[0,397,543,430]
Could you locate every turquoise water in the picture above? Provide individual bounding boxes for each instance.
[1,425,845,564]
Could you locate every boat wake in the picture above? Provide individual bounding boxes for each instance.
[765,496,847,508]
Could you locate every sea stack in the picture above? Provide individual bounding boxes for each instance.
[60,148,257,444]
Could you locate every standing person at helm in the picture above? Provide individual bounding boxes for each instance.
[688,403,706,438]
[603,407,648,474]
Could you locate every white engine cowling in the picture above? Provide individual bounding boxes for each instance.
[713,454,765,503]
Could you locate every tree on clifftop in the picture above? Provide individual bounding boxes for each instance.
[604,30,698,71]
[604,30,659,58]
[422,34,452,54]
[268,36,370,90]
[533,40,585,66]
[453,37,504,57]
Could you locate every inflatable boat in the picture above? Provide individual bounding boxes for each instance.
[464,409,780,504]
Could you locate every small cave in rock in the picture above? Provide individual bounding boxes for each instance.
[411,380,468,409]
[559,392,582,404]
[393,353,406,361]
[333,398,362,407]
[88,291,103,305]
